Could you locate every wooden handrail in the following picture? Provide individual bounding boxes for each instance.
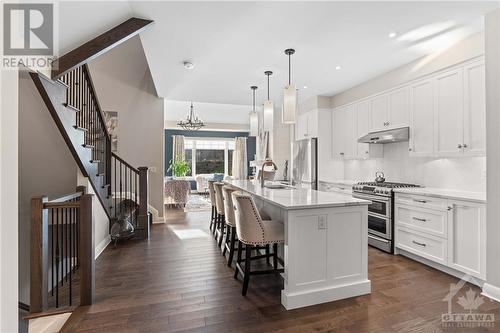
[43,202,81,209]
[46,192,82,204]
[82,64,111,142]
[51,17,153,79]
[112,152,139,173]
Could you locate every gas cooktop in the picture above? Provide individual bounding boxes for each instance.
[352,182,420,196]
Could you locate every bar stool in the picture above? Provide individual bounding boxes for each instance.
[232,193,284,296]
[221,185,239,266]
[213,182,226,249]
[207,180,217,235]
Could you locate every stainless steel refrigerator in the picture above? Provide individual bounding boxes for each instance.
[291,138,318,190]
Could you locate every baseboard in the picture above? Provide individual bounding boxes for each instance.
[281,280,371,310]
[95,235,111,259]
[482,283,500,303]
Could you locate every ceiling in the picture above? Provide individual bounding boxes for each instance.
[58,1,499,107]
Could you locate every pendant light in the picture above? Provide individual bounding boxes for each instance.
[263,70,274,131]
[282,48,297,124]
[249,86,259,136]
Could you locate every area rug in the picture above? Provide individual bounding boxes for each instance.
[184,194,212,212]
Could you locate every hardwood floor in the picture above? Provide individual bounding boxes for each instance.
[71,206,500,332]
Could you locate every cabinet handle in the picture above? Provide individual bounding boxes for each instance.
[412,217,427,222]
[412,240,427,247]
[447,206,452,211]
[463,143,468,148]
[413,199,427,203]
[409,148,412,152]
[340,152,344,155]
[457,144,463,149]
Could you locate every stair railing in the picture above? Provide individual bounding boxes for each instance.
[30,186,94,313]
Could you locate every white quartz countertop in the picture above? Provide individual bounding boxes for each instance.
[393,187,486,203]
[319,179,358,186]
[226,180,370,210]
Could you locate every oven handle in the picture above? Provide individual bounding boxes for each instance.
[352,193,391,203]
[368,234,390,244]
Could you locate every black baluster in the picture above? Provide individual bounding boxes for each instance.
[51,209,54,296]
[55,208,59,307]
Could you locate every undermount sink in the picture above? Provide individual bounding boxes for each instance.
[264,183,295,190]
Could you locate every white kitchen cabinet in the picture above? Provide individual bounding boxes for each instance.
[395,192,486,280]
[434,69,464,157]
[332,106,355,159]
[355,101,383,159]
[409,79,435,157]
[388,87,410,129]
[296,110,318,140]
[369,87,409,132]
[447,200,486,279]
[369,94,388,132]
[463,61,486,156]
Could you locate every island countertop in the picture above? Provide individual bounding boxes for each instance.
[226,180,370,210]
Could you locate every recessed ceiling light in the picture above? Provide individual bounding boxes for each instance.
[303,86,308,89]
[183,61,195,69]
[388,32,397,38]
[335,65,341,70]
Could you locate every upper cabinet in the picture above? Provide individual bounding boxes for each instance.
[410,59,486,157]
[463,61,486,156]
[369,87,409,132]
[295,110,318,140]
[331,56,485,160]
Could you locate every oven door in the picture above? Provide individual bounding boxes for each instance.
[353,193,392,239]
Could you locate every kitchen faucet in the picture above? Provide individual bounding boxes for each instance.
[260,159,278,187]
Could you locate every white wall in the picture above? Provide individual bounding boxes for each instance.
[165,100,252,126]
[1,69,19,333]
[89,36,165,218]
[484,8,500,301]
[18,71,80,304]
[328,32,486,192]
[344,142,486,192]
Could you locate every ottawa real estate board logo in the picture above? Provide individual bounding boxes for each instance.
[442,275,495,328]
[2,3,55,69]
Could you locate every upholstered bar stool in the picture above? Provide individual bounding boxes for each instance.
[207,180,217,235]
[221,185,239,266]
[213,182,226,249]
[232,193,284,296]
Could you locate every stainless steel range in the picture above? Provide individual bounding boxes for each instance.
[352,177,420,253]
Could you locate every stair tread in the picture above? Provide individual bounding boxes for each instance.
[73,126,88,132]
[82,144,94,148]
[90,160,100,163]
[63,103,80,112]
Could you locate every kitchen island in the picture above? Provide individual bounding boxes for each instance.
[226,180,371,310]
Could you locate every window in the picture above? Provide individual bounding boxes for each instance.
[184,138,236,176]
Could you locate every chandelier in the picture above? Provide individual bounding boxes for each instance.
[178,102,205,131]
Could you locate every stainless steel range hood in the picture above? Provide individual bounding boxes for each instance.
[358,127,409,144]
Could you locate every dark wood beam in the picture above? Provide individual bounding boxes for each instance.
[51,17,153,79]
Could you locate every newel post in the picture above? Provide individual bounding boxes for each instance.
[30,196,49,313]
[137,166,150,239]
[79,193,95,306]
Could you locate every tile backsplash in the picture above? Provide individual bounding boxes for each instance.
[343,142,486,192]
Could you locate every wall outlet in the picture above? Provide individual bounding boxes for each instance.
[318,216,327,230]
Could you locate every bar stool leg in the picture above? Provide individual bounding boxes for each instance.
[234,242,243,279]
[265,245,270,265]
[222,224,229,256]
[242,246,252,296]
[227,226,237,267]
[273,243,278,272]
[209,206,215,233]
[218,216,225,248]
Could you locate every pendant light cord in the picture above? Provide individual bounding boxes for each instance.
[288,53,291,86]
[253,89,256,111]
[267,74,270,100]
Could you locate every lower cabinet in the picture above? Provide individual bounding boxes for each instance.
[395,194,486,279]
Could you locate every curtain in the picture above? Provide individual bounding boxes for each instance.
[232,137,248,180]
[172,135,185,161]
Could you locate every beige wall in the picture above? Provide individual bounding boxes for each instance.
[1,68,19,332]
[89,36,165,218]
[485,8,500,301]
[17,70,79,304]
[331,32,484,107]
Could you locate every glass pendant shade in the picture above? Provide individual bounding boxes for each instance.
[249,111,259,136]
[263,100,274,131]
[282,84,297,124]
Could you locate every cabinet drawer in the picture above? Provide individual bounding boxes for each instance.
[396,228,447,265]
[395,205,447,238]
[395,193,447,211]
